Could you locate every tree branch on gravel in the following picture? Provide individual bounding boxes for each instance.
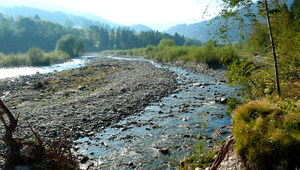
[0,99,80,170]
[209,134,235,170]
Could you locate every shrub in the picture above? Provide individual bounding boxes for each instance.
[187,140,217,169]
[46,50,70,64]
[55,34,76,57]
[28,47,50,66]
[158,39,176,47]
[2,53,29,66]
[232,98,300,169]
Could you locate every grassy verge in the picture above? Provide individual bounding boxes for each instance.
[103,41,240,69]
[223,35,300,169]
[232,98,300,169]
[0,48,70,67]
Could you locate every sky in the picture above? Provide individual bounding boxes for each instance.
[1,0,222,25]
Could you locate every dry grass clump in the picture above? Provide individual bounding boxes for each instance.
[232,98,300,169]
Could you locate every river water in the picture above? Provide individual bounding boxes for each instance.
[74,56,236,169]
[0,55,236,169]
[0,56,98,79]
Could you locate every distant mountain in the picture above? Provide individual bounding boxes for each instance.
[133,18,202,32]
[166,0,294,42]
[166,20,213,42]
[130,24,152,33]
[0,5,119,29]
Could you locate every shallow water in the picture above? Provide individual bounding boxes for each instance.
[0,57,91,79]
[76,56,237,169]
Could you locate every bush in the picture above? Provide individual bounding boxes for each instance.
[2,53,29,66]
[187,140,217,169]
[55,34,76,57]
[28,47,50,66]
[232,98,300,169]
[103,40,240,69]
[45,50,70,64]
[158,39,176,47]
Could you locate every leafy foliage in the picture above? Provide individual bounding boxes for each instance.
[55,34,76,56]
[28,47,50,66]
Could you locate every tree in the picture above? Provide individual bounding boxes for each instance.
[28,47,50,66]
[211,0,282,97]
[109,29,115,49]
[74,38,84,56]
[158,39,176,47]
[63,19,74,29]
[115,28,121,49]
[34,14,40,20]
[0,13,3,19]
[290,0,300,29]
[55,34,76,56]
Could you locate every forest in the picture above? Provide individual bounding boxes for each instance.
[0,13,186,54]
[0,13,188,66]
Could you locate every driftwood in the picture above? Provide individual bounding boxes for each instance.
[0,99,21,155]
[209,134,234,170]
[0,99,80,169]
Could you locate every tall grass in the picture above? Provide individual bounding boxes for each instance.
[103,41,240,68]
[232,98,300,169]
[0,48,70,67]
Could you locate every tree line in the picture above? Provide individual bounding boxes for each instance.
[0,13,186,55]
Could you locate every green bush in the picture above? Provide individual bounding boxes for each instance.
[28,47,50,66]
[158,39,176,47]
[187,140,217,169]
[233,98,300,169]
[45,50,70,64]
[103,40,240,68]
[2,53,29,66]
[55,34,76,57]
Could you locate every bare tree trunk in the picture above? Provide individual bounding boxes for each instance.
[265,0,281,98]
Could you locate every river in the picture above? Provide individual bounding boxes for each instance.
[76,56,235,169]
[0,55,236,169]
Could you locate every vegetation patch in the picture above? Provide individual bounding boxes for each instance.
[103,39,240,69]
[232,98,300,169]
[0,48,71,67]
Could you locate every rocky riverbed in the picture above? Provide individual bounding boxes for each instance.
[0,56,178,147]
[0,54,229,168]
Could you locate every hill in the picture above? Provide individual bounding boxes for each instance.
[0,5,118,29]
[130,24,152,33]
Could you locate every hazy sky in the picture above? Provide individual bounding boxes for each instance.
[2,0,221,24]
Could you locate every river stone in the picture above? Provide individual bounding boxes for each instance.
[159,148,169,154]
[80,155,89,163]
[193,83,202,87]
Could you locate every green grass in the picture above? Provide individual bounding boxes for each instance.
[186,140,217,169]
[232,98,300,169]
[103,41,240,69]
[0,48,70,67]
